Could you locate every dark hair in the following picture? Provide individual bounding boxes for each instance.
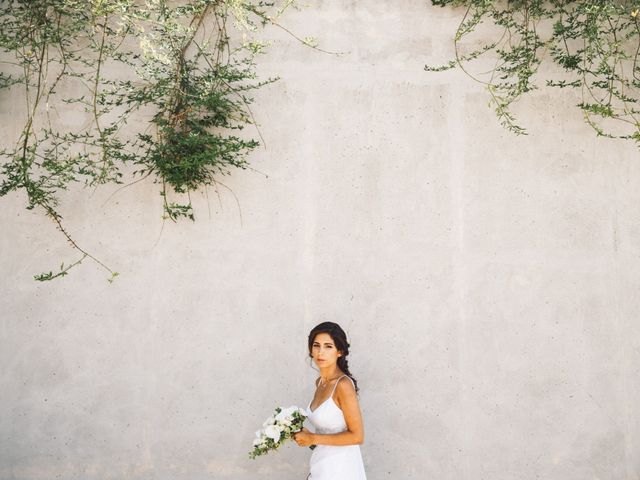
[307,322,359,393]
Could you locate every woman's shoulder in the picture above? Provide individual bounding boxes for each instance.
[334,375,356,395]
[333,375,357,410]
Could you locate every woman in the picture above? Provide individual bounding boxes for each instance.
[294,322,367,479]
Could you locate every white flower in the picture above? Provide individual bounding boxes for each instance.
[275,406,298,422]
[250,405,309,459]
[264,424,281,443]
[262,416,275,428]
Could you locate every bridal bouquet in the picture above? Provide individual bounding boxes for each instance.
[249,405,310,459]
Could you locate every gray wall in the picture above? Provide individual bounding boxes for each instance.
[2,1,639,479]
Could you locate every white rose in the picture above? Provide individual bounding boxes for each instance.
[264,424,281,443]
[275,409,291,422]
[253,437,263,446]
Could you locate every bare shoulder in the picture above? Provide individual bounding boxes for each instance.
[335,376,357,398]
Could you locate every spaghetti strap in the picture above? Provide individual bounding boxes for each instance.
[330,375,352,397]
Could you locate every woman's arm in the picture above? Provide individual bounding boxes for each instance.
[295,378,365,447]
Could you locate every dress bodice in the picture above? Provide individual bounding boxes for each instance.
[306,375,354,434]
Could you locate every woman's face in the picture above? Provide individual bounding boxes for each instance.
[311,332,341,369]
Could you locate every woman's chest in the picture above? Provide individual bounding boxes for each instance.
[307,399,348,434]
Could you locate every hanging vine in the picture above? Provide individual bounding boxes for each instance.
[427,0,640,141]
[0,0,308,281]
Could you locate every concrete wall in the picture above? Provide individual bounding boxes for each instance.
[2,1,639,479]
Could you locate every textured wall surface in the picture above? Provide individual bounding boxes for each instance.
[2,1,640,479]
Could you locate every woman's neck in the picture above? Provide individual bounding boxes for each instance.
[319,365,342,383]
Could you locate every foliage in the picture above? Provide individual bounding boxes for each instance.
[427,0,640,140]
[0,0,302,280]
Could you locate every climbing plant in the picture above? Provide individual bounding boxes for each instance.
[0,0,307,281]
[427,0,640,140]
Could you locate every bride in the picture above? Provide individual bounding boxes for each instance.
[294,322,367,479]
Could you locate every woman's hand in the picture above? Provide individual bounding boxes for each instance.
[293,428,315,447]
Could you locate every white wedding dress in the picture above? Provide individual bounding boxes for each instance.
[305,375,367,480]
